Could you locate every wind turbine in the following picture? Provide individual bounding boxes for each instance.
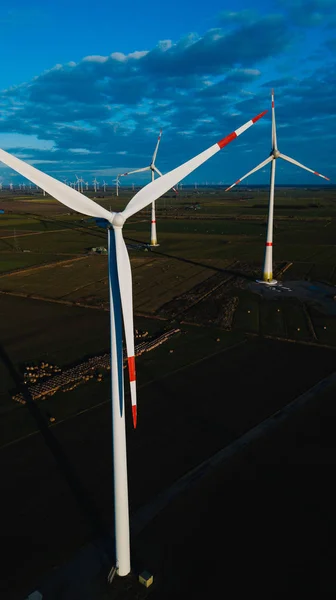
[225,90,330,285]
[0,108,266,577]
[93,178,99,193]
[113,175,120,197]
[119,130,176,247]
[102,180,107,193]
[75,175,84,193]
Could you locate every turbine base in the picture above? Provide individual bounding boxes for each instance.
[256,279,278,286]
[149,243,160,247]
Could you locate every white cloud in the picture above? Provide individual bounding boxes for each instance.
[110,52,127,62]
[83,55,108,63]
[128,50,149,60]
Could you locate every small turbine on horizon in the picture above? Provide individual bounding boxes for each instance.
[93,177,99,193]
[225,90,330,285]
[119,130,177,247]
[113,175,120,196]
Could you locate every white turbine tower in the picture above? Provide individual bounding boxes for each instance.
[75,175,84,193]
[120,130,176,247]
[226,90,330,284]
[93,178,99,193]
[0,109,266,576]
[113,175,120,197]
[102,180,107,193]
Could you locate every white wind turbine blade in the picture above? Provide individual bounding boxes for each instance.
[278,153,330,181]
[113,227,137,428]
[271,89,278,152]
[120,166,151,177]
[225,155,273,191]
[122,110,267,219]
[154,166,178,194]
[151,130,162,165]
[0,148,115,220]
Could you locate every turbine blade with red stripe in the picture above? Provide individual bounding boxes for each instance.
[113,226,137,428]
[279,153,330,181]
[225,156,273,191]
[0,148,114,220]
[151,130,162,165]
[122,110,267,219]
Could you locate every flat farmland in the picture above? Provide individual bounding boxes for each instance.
[0,255,107,299]
[1,188,336,597]
[0,252,68,273]
[0,252,218,313]
[2,336,336,599]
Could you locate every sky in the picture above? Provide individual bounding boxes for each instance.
[0,0,335,186]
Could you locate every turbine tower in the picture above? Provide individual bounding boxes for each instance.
[225,90,330,285]
[120,130,176,247]
[75,175,84,193]
[0,108,266,577]
[93,178,99,193]
[113,175,120,197]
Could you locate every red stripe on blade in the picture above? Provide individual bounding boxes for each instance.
[217,131,237,149]
[252,110,267,123]
[132,405,137,429]
[266,242,272,246]
[151,220,156,224]
[128,356,136,382]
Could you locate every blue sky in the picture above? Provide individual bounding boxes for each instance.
[0,0,335,185]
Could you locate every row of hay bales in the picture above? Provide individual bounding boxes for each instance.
[12,328,180,405]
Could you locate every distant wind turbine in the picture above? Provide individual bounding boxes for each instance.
[113,175,120,197]
[119,130,177,247]
[0,108,266,577]
[93,177,99,193]
[225,90,330,284]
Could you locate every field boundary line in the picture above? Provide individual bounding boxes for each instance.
[0,289,108,311]
[131,368,336,536]
[247,331,336,351]
[0,228,71,240]
[0,255,87,278]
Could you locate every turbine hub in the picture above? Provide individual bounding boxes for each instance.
[272,149,280,158]
[112,212,125,228]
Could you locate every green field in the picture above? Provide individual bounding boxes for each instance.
[1,187,336,448]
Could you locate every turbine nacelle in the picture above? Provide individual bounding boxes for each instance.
[111,212,126,228]
[271,149,281,159]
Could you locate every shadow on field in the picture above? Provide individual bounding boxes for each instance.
[124,235,256,281]
[23,213,255,281]
[27,212,108,241]
[0,343,114,565]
